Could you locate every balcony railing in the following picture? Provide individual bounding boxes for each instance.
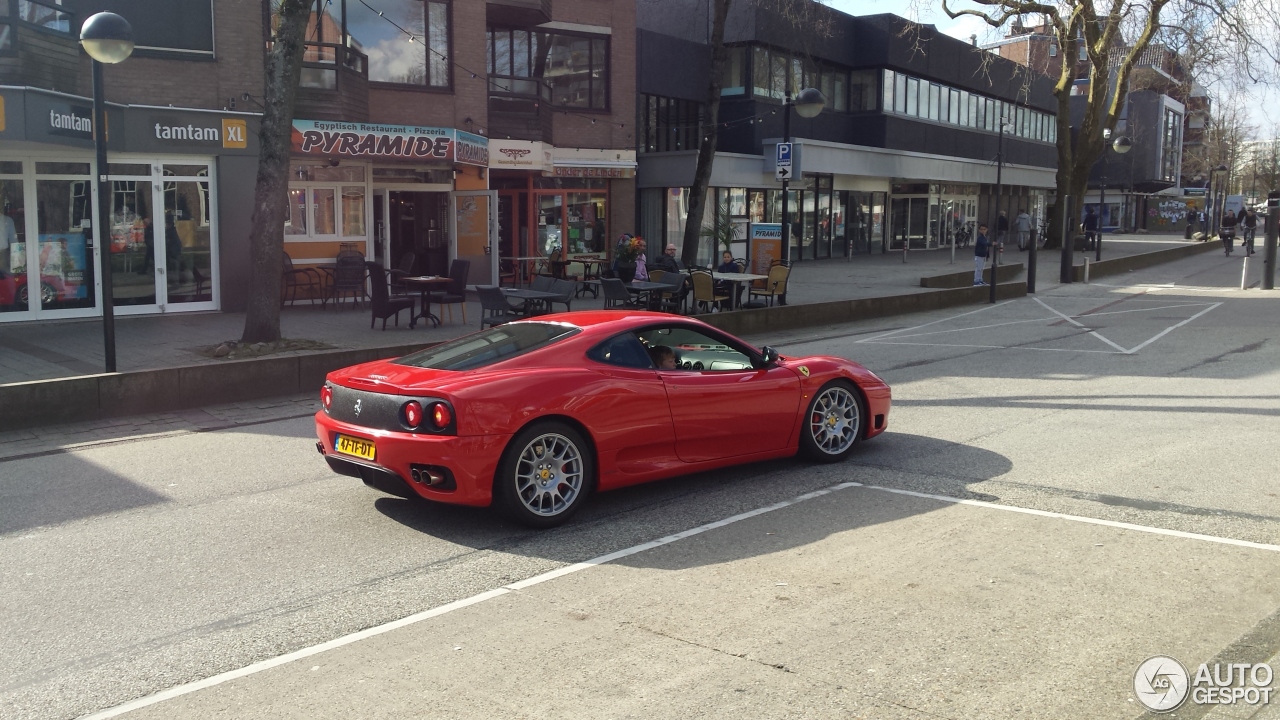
[488,75,554,143]
[294,42,370,121]
[486,0,552,27]
[300,41,368,90]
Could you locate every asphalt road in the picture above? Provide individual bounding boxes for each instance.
[1,250,1278,720]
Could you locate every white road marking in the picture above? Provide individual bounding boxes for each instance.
[856,301,1014,343]
[1033,297,1130,353]
[1125,302,1222,354]
[79,473,1280,720]
[859,339,1121,354]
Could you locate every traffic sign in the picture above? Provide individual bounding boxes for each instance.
[775,142,793,181]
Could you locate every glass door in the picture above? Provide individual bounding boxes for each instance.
[450,190,498,287]
[106,169,159,310]
[161,166,215,308]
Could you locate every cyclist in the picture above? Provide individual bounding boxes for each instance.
[1239,207,1259,256]
[1219,208,1238,255]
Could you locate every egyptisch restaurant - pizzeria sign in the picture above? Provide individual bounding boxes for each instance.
[291,120,489,166]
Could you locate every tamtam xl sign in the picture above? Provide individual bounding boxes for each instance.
[292,120,489,166]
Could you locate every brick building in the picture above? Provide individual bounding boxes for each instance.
[0,0,636,326]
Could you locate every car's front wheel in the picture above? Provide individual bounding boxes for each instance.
[494,421,594,528]
[800,380,864,462]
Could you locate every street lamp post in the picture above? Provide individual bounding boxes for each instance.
[1096,131,1132,263]
[80,12,135,373]
[1209,164,1228,236]
[778,87,824,305]
[989,115,1014,304]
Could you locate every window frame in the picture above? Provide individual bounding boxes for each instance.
[347,0,453,92]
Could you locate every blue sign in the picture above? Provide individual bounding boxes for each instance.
[776,143,792,166]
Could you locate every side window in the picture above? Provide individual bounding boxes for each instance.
[637,327,755,372]
[587,332,653,369]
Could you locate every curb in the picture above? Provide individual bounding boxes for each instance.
[1069,239,1219,281]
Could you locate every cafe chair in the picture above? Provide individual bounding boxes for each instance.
[281,254,324,307]
[477,285,522,327]
[690,271,728,314]
[648,269,667,285]
[656,272,691,315]
[388,251,417,295]
[428,258,470,324]
[328,250,368,309]
[531,274,556,293]
[546,278,578,313]
[748,262,791,307]
[365,262,415,330]
[734,258,748,273]
[601,278,645,310]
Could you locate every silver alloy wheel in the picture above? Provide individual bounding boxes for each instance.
[514,432,584,517]
[808,385,861,456]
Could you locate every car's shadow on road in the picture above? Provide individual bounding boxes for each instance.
[372,432,1011,571]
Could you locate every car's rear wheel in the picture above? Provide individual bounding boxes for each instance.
[494,421,593,528]
[800,380,864,462]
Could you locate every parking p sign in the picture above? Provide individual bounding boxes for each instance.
[775,142,792,181]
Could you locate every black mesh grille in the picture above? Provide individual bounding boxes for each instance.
[325,384,454,434]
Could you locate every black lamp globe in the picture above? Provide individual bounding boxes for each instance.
[80,12,134,64]
[794,87,826,118]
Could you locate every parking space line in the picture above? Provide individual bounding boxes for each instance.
[856,301,1015,343]
[861,484,1280,554]
[1125,302,1222,354]
[859,339,1121,354]
[1034,297,1130,353]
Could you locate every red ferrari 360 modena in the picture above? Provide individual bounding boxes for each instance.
[315,311,891,527]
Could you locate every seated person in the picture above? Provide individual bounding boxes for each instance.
[650,244,684,273]
[714,250,743,309]
[648,344,677,370]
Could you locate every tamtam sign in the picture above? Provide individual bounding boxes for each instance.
[292,120,489,166]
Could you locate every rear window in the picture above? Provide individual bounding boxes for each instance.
[393,322,579,371]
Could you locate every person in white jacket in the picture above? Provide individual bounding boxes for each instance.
[1014,209,1033,251]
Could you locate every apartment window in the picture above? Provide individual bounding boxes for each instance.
[722,46,746,95]
[894,72,907,113]
[487,28,609,109]
[347,0,451,87]
[928,83,940,121]
[1162,108,1183,183]
[850,70,878,112]
[639,94,703,153]
[949,89,959,124]
[906,77,919,116]
[883,70,895,110]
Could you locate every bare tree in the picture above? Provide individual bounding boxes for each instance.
[241,0,312,344]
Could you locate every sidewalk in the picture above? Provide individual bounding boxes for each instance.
[0,235,1197,385]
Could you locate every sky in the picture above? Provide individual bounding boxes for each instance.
[822,0,1276,139]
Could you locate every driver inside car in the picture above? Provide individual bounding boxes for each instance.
[648,344,677,370]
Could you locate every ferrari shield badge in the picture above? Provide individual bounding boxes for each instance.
[798,366,810,377]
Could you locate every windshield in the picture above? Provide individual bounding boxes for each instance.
[393,322,579,371]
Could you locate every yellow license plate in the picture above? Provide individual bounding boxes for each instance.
[335,434,376,461]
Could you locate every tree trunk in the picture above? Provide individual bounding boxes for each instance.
[241,0,311,344]
[679,0,732,268]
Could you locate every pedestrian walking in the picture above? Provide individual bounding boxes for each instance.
[974,223,990,286]
[1082,207,1099,250]
[1014,208,1032,251]
[996,210,1009,247]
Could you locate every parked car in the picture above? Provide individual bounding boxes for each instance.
[315,311,892,527]
[0,271,64,309]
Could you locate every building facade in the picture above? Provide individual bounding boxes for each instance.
[637,2,1059,266]
[0,0,636,324]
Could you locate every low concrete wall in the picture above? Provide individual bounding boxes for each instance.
[0,343,428,432]
[921,262,1025,288]
[1070,239,1219,282]
[700,281,1028,338]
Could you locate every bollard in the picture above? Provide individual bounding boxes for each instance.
[903,241,908,264]
[1083,257,1090,283]
[1242,256,1249,290]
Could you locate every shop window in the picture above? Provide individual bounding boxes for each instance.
[312,189,337,235]
[1,176,26,315]
[286,189,308,235]
[346,0,451,88]
[342,187,367,236]
[36,162,90,175]
[34,178,93,311]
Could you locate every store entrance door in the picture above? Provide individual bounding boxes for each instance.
[385,191,448,277]
[450,190,498,287]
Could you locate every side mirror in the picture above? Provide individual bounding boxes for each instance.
[760,346,779,365]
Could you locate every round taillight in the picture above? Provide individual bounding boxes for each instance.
[431,402,452,428]
[404,401,423,428]
[320,386,332,411]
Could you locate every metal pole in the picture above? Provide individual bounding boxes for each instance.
[1241,256,1249,289]
[990,121,1004,304]
[92,59,116,373]
[1027,214,1037,293]
[1059,195,1074,284]
[779,93,791,305]
[1264,190,1279,290]
[1096,168,1105,262]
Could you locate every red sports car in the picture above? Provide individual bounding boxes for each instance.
[315,311,891,527]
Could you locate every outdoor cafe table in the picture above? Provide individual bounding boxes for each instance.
[711,271,769,310]
[400,275,452,327]
[502,286,559,316]
[501,256,545,286]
